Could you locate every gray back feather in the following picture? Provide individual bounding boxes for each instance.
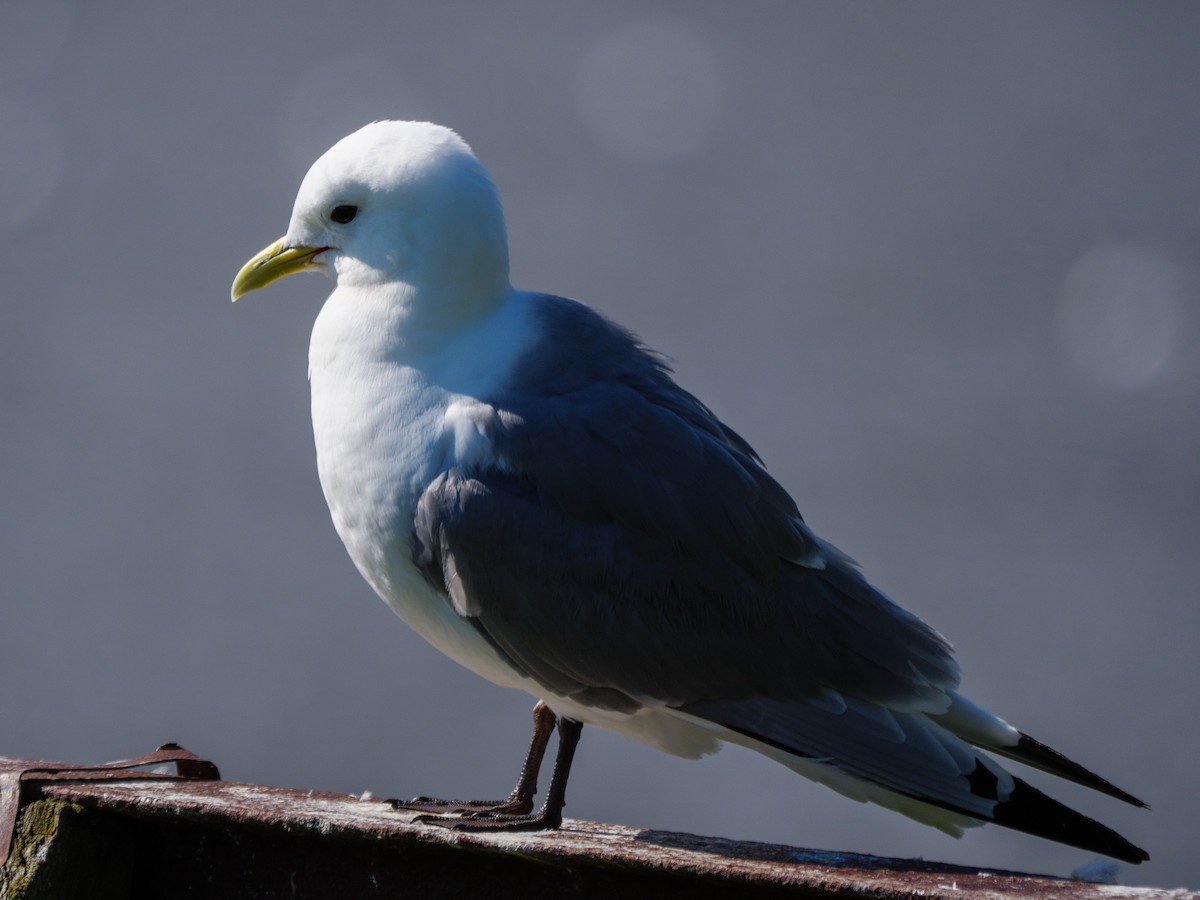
[413,294,960,713]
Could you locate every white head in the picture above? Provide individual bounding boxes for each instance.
[232,121,511,318]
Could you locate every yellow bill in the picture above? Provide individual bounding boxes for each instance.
[231,238,327,301]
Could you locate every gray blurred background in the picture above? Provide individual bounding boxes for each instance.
[2,0,1196,888]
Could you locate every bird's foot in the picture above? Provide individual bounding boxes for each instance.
[390,794,534,816]
[388,704,578,835]
[409,806,563,833]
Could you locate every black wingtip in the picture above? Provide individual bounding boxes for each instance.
[993,775,1149,864]
[1015,733,1148,808]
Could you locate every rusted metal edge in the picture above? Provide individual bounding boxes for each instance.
[24,778,1195,900]
[0,743,219,868]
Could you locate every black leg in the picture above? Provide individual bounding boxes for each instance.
[413,713,584,832]
[392,701,557,816]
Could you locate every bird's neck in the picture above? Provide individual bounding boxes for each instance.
[309,281,533,391]
[321,278,514,363]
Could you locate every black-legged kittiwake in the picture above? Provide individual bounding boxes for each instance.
[231,121,1148,864]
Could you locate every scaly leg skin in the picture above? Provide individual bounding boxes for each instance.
[391,701,557,817]
[414,714,584,832]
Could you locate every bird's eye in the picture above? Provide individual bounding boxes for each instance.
[330,204,358,224]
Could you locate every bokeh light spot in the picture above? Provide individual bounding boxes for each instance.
[1056,243,1193,390]
[575,20,724,162]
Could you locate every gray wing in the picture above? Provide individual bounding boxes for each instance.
[412,294,960,714]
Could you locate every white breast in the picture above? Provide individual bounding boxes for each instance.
[306,286,536,688]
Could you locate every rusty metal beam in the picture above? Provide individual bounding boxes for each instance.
[0,750,1190,899]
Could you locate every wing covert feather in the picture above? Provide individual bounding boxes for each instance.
[412,295,959,712]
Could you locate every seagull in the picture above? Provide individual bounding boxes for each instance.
[231,120,1148,863]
